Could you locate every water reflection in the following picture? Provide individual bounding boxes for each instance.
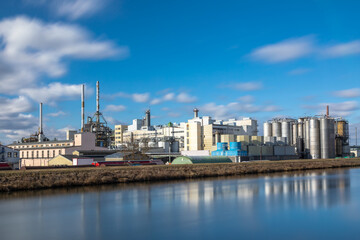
[0,169,353,240]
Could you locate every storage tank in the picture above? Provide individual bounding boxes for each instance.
[320,118,335,159]
[272,121,281,138]
[171,141,179,152]
[298,119,304,138]
[309,118,321,159]
[292,122,298,146]
[264,122,272,137]
[281,121,291,145]
[304,118,311,153]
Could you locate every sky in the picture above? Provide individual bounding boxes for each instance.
[0,0,359,144]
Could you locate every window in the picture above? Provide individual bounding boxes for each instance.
[7,152,12,158]
[41,151,44,158]
[32,151,34,158]
[53,150,55,157]
[14,152,18,158]
[36,151,39,158]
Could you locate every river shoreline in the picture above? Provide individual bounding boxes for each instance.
[1,158,360,192]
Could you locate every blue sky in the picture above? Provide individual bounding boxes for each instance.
[0,0,359,144]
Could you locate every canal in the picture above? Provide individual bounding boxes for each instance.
[1,168,360,239]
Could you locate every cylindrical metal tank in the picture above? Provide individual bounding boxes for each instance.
[171,141,179,152]
[292,122,298,146]
[320,118,335,159]
[310,118,321,159]
[335,137,343,157]
[281,121,291,145]
[264,122,272,137]
[304,118,310,154]
[298,119,304,138]
[272,121,281,138]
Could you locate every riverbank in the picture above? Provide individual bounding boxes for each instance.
[1,158,360,192]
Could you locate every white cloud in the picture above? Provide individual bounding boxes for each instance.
[47,111,66,117]
[163,93,175,101]
[0,16,127,94]
[150,98,162,105]
[176,92,197,103]
[234,82,263,91]
[104,104,126,112]
[333,88,360,98]
[250,36,314,63]
[55,0,108,20]
[201,102,282,120]
[132,93,150,103]
[288,68,311,75]
[238,95,255,103]
[20,82,88,105]
[0,96,33,116]
[24,0,108,20]
[150,92,175,105]
[323,40,360,58]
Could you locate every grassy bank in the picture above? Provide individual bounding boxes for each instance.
[1,158,360,192]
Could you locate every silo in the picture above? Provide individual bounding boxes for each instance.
[320,118,335,159]
[304,118,310,153]
[264,122,272,137]
[309,118,321,159]
[298,119,304,138]
[281,121,291,145]
[292,122,298,146]
[272,121,281,138]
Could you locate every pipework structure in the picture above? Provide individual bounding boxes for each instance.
[21,103,49,143]
[83,81,113,148]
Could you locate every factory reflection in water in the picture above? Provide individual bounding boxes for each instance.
[0,169,351,239]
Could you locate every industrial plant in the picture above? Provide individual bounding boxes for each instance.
[0,81,357,169]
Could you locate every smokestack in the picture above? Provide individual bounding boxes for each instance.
[96,81,100,123]
[81,84,85,132]
[193,108,199,118]
[145,109,151,127]
[326,105,329,118]
[38,103,43,142]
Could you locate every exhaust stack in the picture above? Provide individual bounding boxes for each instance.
[96,81,100,123]
[193,108,199,118]
[38,103,43,142]
[81,84,85,132]
[326,105,329,118]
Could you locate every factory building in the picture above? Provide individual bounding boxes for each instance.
[0,145,20,169]
[184,109,258,152]
[263,107,350,159]
[8,132,109,166]
[114,110,185,153]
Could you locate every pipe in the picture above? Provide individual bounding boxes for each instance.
[81,84,85,132]
[39,103,43,142]
[96,81,100,123]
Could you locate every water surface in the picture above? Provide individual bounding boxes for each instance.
[1,168,360,240]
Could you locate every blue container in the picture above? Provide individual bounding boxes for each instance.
[217,142,228,151]
[229,142,241,150]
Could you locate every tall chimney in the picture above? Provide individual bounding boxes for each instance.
[145,109,151,127]
[38,102,43,142]
[96,81,100,123]
[326,105,329,118]
[193,108,199,118]
[81,84,85,132]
